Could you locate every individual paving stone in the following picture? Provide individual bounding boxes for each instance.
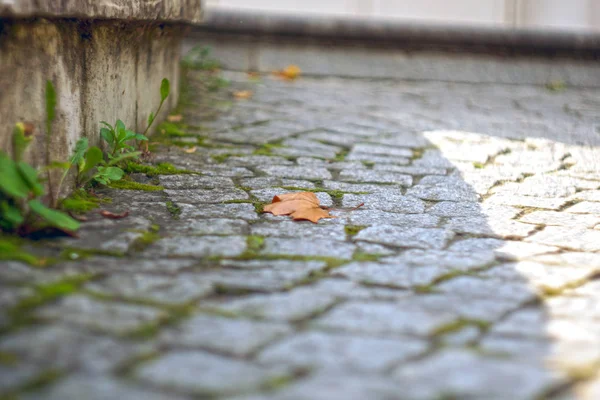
[263,372,403,400]
[201,166,255,177]
[147,236,247,258]
[323,180,401,193]
[493,149,566,174]
[355,242,397,256]
[530,251,600,268]
[345,152,410,165]
[347,210,440,228]
[355,225,454,250]
[250,188,333,207]
[527,227,600,251]
[135,350,286,396]
[481,261,597,294]
[165,188,248,204]
[436,276,538,304]
[239,177,283,189]
[336,261,456,288]
[0,363,45,392]
[382,249,495,271]
[281,179,318,188]
[373,164,447,175]
[224,155,294,167]
[36,295,168,335]
[314,300,457,336]
[160,315,291,356]
[0,286,34,309]
[258,331,427,372]
[220,259,326,271]
[491,174,599,198]
[368,132,432,149]
[351,143,413,158]
[258,166,332,180]
[393,349,565,400]
[87,257,198,273]
[448,238,558,261]
[412,149,459,169]
[520,210,600,228]
[485,193,567,210]
[338,169,412,186]
[158,175,235,190]
[262,238,356,260]
[166,218,249,236]
[444,216,538,239]
[85,273,214,305]
[406,182,480,202]
[564,201,600,214]
[206,287,338,321]
[0,325,154,373]
[178,203,259,221]
[22,375,188,400]
[310,278,411,301]
[251,221,346,241]
[570,190,600,202]
[427,201,481,217]
[275,138,342,159]
[200,265,326,292]
[342,193,425,214]
[545,295,600,320]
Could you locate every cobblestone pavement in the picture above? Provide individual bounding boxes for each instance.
[2,69,600,400]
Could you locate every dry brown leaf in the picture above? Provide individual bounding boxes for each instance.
[233,90,253,100]
[183,146,197,153]
[99,210,129,219]
[273,65,301,80]
[263,192,334,223]
[167,114,183,122]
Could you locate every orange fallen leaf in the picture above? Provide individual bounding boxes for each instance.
[167,114,183,122]
[233,90,253,100]
[273,65,301,80]
[263,192,334,223]
[183,146,197,153]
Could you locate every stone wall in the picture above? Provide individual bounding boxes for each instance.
[0,0,201,198]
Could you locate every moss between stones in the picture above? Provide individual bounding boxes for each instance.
[352,252,381,262]
[253,142,284,156]
[223,199,266,214]
[0,238,48,267]
[344,225,366,236]
[361,161,375,168]
[60,189,110,214]
[332,149,349,162]
[166,201,181,219]
[432,319,491,337]
[472,162,485,169]
[60,247,125,260]
[108,180,164,191]
[124,161,198,176]
[0,351,17,366]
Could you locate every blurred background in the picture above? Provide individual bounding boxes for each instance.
[205,0,600,32]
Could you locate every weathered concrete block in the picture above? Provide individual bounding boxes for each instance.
[0,0,201,198]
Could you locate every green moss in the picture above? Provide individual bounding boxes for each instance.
[362,161,375,168]
[0,351,17,365]
[432,319,491,337]
[130,230,160,252]
[166,201,181,219]
[231,253,346,269]
[108,180,164,191]
[156,121,190,137]
[253,142,284,156]
[332,149,349,162]
[263,374,294,391]
[546,80,566,92]
[344,225,366,236]
[124,161,198,176]
[411,148,425,160]
[246,235,265,255]
[210,153,246,163]
[352,252,381,262]
[60,189,109,214]
[8,274,93,322]
[18,369,62,392]
[60,247,124,260]
[472,162,485,169]
[0,238,47,267]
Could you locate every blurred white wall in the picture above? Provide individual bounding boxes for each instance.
[206,0,600,32]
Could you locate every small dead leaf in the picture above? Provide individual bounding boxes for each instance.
[274,65,301,80]
[263,192,334,223]
[167,114,183,122]
[233,90,253,100]
[99,210,129,219]
[183,146,197,153]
